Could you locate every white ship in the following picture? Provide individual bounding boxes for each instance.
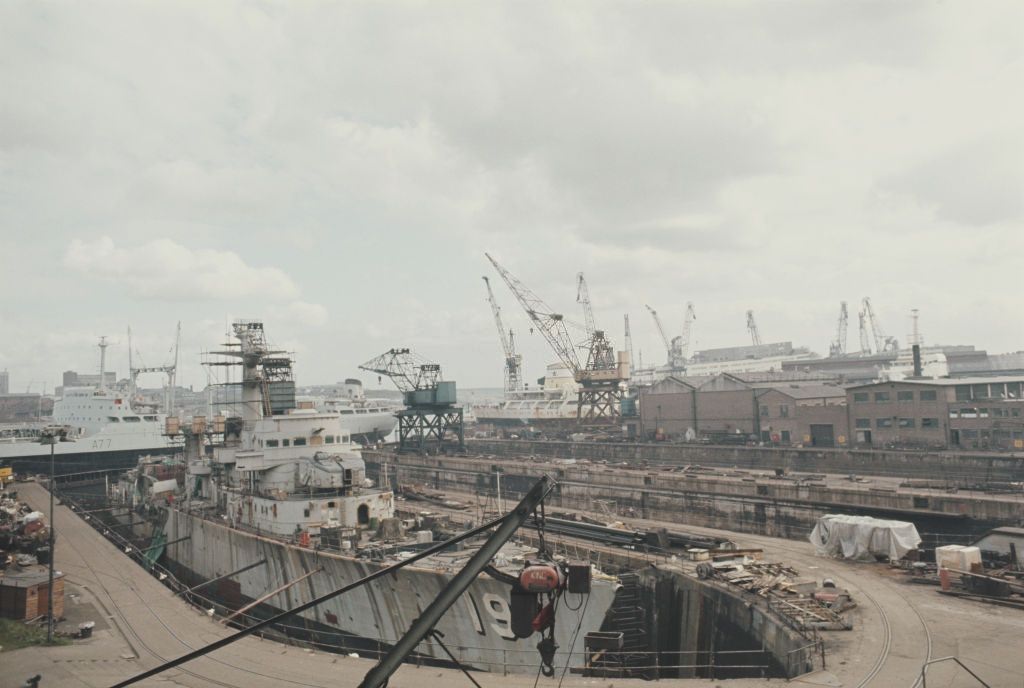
[0,343,177,475]
[303,379,401,443]
[474,363,580,427]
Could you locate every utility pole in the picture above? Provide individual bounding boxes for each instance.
[39,426,71,643]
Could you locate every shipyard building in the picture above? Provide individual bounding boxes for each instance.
[632,372,1024,451]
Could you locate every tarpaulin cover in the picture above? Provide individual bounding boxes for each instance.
[809,514,922,561]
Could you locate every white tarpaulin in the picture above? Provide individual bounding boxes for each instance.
[809,514,921,561]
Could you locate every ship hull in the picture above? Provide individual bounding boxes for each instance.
[161,507,616,673]
[2,445,177,476]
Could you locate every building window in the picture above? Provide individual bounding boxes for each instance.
[989,384,1006,399]
[960,408,977,418]
[920,390,937,401]
[898,418,915,428]
[760,405,769,417]
[876,418,893,428]
[874,392,890,402]
[955,386,972,401]
[913,496,930,509]
[779,404,789,418]
[283,439,290,446]
[780,430,790,443]
[855,418,870,429]
[1013,409,1021,418]
[266,439,279,447]
[294,437,307,446]
[973,384,990,399]
[853,392,869,403]
[897,391,914,402]
[961,429,978,439]
[303,508,310,518]
[922,418,939,428]
[325,435,335,444]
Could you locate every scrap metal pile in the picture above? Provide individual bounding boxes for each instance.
[696,555,854,631]
[0,488,52,570]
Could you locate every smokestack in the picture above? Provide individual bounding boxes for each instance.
[912,344,922,378]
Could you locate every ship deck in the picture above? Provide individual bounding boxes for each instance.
[5,480,1024,687]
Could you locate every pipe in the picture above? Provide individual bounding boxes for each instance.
[358,474,554,688]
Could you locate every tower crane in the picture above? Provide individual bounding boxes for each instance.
[746,310,762,346]
[486,254,625,423]
[829,302,848,357]
[359,348,463,452]
[483,277,523,394]
[858,309,872,354]
[862,297,898,353]
[680,302,696,362]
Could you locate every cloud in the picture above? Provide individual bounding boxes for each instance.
[63,236,301,302]
[269,300,329,329]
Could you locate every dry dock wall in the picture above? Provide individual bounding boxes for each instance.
[636,568,814,679]
[368,453,1022,539]
[468,439,1024,483]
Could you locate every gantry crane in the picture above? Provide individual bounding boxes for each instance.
[486,254,626,423]
[746,310,762,346]
[359,348,463,452]
[483,276,523,394]
[829,302,848,357]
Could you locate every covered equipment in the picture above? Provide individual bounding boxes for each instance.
[809,514,921,561]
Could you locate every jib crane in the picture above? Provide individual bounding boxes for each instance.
[486,254,626,423]
[483,276,523,394]
[359,348,463,452]
[858,309,872,354]
[829,302,848,357]
[746,310,763,346]
[623,314,635,377]
[862,297,898,353]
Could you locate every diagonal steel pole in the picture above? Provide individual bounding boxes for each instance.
[358,474,554,688]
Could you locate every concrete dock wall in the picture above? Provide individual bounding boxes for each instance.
[467,439,1024,483]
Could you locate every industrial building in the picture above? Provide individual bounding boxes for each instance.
[846,376,1024,451]
[635,372,1024,451]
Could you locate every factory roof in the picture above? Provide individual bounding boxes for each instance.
[847,375,1024,389]
[761,384,848,400]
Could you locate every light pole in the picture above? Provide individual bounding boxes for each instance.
[39,426,70,644]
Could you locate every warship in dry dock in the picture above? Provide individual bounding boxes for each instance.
[114,320,617,673]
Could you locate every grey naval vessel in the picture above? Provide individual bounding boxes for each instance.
[115,320,616,673]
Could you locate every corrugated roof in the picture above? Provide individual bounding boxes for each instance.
[763,384,848,399]
[848,374,1024,389]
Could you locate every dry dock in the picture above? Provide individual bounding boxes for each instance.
[4,481,1024,687]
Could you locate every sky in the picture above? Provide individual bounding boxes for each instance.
[1,1,1022,393]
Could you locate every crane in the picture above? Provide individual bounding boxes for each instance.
[576,273,596,338]
[485,253,580,373]
[746,310,762,346]
[858,309,872,354]
[483,276,523,394]
[862,297,898,353]
[829,301,848,357]
[623,314,635,376]
[487,253,625,422]
[645,305,672,361]
[359,348,462,452]
[680,302,696,362]
[129,322,181,413]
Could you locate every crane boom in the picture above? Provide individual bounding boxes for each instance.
[623,314,635,375]
[576,273,596,337]
[830,302,848,356]
[645,305,672,356]
[858,309,872,354]
[483,276,523,393]
[358,348,441,393]
[680,302,696,361]
[862,297,898,352]
[485,253,580,373]
[746,310,762,346]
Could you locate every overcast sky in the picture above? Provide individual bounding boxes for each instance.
[1,1,1021,392]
